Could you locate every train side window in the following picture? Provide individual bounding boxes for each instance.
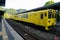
[21,15,22,18]
[55,14,56,18]
[45,13,46,16]
[48,12,51,18]
[52,14,54,18]
[41,14,43,19]
[25,14,28,18]
[23,15,25,18]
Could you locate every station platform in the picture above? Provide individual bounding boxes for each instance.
[2,18,60,40]
[0,18,24,40]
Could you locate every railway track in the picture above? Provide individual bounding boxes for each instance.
[5,19,38,40]
[16,20,60,36]
[14,20,60,36]
[5,19,60,40]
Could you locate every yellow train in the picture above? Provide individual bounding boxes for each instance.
[3,13,12,19]
[12,9,56,30]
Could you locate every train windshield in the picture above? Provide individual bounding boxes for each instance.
[52,10,56,18]
[52,14,54,18]
[48,11,52,18]
[48,10,55,18]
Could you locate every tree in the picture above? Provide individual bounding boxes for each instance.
[5,8,17,15]
[44,0,55,6]
[0,6,5,11]
[17,9,26,13]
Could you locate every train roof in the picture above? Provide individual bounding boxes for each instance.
[18,2,60,14]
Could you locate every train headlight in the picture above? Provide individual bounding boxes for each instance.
[48,20,51,22]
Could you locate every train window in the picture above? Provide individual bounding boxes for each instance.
[48,11,52,18]
[21,15,22,18]
[52,14,54,18]
[55,14,56,18]
[41,14,43,19]
[23,15,25,18]
[25,14,28,18]
[45,13,46,16]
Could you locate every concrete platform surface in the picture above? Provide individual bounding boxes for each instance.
[2,18,24,40]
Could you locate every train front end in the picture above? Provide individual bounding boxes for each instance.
[45,9,56,30]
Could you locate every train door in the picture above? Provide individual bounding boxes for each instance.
[43,12,48,26]
[39,13,44,26]
[39,12,47,26]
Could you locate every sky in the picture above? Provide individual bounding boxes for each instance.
[5,0,60,10]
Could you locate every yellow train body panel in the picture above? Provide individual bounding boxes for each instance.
[13,9,56,30]
[3,13,12,19]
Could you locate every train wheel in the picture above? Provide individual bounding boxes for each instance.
[45,27,50,30]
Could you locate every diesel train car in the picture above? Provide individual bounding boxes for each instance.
[3,13,12,19]
[12,9,56,30]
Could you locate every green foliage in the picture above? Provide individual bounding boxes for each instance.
[56,10,60,22]
[0,6,5,11]
[17,9,26,13]
[44,1,55,6]
[5,8,17,15]
[58,10,60,21]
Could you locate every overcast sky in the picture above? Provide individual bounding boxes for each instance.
[5,0,60,10]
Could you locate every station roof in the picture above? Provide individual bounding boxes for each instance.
[21,2,60,13]
[0,0,6,15]
[0,10,5,15]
